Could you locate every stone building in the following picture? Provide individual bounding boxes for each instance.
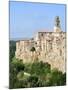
[15,16,66,73]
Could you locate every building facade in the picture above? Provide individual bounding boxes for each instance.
[15,16,66,73]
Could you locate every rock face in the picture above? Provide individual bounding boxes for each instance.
[15,17,66,73]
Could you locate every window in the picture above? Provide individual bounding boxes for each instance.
[41,33,43,36]
[35,42,37,44]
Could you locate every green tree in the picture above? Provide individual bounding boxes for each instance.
[9,41,16,61]
[9,58,25,88]
[30,61,51,75]
[49,69,66,86]
[9,63,18,88]
[28,75,38,87]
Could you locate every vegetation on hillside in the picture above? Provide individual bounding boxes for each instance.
[9,41,66,89]
[9,41,16,61]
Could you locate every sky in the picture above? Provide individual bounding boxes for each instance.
[9,1,66,40]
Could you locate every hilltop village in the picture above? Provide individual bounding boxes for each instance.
[15,16,66,73]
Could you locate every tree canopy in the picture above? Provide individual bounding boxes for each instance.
[9,41,66,88]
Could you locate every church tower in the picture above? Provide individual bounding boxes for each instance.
[54,16,62,32]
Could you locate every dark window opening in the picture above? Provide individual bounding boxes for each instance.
[41,33,43,36]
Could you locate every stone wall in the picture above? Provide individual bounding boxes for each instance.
[15,31,66,73]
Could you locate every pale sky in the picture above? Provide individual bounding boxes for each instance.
[9,1,66,40]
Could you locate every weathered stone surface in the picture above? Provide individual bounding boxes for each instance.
[15,18,66,73]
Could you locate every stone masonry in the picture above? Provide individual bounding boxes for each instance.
[15,16,66,73]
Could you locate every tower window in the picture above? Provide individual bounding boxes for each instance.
[41,33,43,36]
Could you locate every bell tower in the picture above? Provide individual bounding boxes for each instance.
[54,16,61,32]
